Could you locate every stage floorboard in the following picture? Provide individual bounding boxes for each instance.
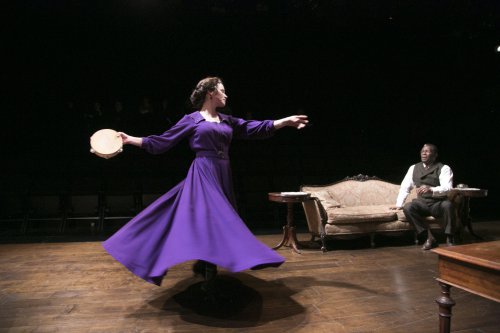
[1,222,499,332]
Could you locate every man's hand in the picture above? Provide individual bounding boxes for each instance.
[416,185,432,195]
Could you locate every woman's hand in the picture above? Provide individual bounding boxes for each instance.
[274,115,309,130]
[117,132,143,147]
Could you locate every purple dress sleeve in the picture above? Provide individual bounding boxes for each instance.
[141,114,195,154]
[229,116,276,140]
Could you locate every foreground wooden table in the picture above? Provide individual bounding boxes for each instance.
[433,241,500,333]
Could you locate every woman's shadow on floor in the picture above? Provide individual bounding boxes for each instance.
[145,273,306,328]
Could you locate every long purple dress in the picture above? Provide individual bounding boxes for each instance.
[103,111,285,285]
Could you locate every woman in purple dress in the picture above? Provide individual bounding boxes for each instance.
[103,77,308,286]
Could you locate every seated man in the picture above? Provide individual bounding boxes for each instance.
[391,143,455,250]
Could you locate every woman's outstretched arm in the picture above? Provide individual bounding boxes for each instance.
[273,115,309,130]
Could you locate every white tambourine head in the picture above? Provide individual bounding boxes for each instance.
[90,129,123,159]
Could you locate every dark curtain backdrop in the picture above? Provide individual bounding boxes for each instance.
[3,1,500,221]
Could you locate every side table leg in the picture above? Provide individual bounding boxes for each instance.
[462,197,482,240]
[288,226,301,254]
[435,282,455,333]
[273,225,289,250]
[273,202,302,254]
[286,202,301,253]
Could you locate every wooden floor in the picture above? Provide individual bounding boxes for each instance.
[1,222,499,333]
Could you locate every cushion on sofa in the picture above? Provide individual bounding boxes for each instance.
[312,190,342,209]
[327,205,397,224]
[396,209,437,222]
[324,219,413,235]
[312,190,332,201]
[396,210,406,221]
[322,199,343,209]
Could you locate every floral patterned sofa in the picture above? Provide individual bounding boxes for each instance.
[300,174,462,252]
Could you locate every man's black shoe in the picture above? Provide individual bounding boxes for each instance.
[422,238,438,250]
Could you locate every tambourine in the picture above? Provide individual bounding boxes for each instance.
[90,129,123,159]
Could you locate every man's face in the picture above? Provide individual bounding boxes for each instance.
[420,145,436,164]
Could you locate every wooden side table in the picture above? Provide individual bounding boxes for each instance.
[268,192,311,254]
[449,187,488,239]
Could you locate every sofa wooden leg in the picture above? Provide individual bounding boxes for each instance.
[320,232,327,252]
[414,231,419,245]
[370,234,375,248]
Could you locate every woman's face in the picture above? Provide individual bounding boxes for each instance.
[211,83,227,108]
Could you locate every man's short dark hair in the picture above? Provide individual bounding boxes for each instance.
[423,143,438,154]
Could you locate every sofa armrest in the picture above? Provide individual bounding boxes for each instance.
[302,197,327,236]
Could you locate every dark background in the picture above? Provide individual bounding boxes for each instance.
[2,1,500,232]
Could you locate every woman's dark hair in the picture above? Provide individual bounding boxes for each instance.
[190,77,223,109]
